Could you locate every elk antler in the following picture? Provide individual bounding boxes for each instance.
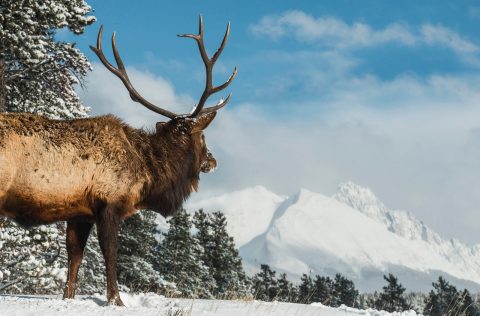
[178,15,237,117]
[90,26,178,119]
[91,18,236,119]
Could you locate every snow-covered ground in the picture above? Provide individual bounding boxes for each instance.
[0,293,418,316]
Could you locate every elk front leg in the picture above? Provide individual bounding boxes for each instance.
[96,204,124,306]
[63,221,93,299]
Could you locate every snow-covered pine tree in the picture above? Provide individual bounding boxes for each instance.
[424,277,460,316]
[374,274,411,312]
[331,273,358,308]
[297,273,315,304]
[156,209,215,298]
[192,209,211,257]
[0,0,97,295]
[312,275,333,305]
[193,210,247,297]
[117,211,164,293]
[0,220,66,294]
[250,264,278,302]
[0,0,95,118]
[276,273,296,302]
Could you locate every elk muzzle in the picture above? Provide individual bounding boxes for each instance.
[201,151,217,173]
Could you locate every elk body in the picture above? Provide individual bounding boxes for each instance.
[0,16,236,306]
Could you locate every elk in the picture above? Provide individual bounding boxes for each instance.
[0,16,236,306]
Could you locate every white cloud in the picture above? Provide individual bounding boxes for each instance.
[250,11,416,47]
[201,73,480,245]
[79,61,480,245]
[79,62,194,128]
[250,11,479,64]
[420,24,480,65]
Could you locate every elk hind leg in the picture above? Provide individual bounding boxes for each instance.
[96,204,124,306]
[63,221,93,299]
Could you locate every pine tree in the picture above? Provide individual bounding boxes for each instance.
[0,0,95,118]
[331,273,358,308]
[251,264,278,301]
[117,211,164,293]
[424,276,460,316]
[374,274,411,312]
[297,273,315,304]
[0,219,66,294]
[277,273,296,302]
[459,289,480,316]
[312,275,333,305]
[156,209,215,298]
[192,209,211,262]
[209,211,246,296]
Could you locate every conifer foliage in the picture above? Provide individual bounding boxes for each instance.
[424,276,480,316]
[251,264,279,301]
[193,210,247,297]
[117,211,164,293]
[0,0,95,118]
[0,0,97,296]
[297,273,315,304]
[251,265,359,308]
[156,209,216,298]
[0,221,66,294]
[312,275,334,305]
[374,274,411,312]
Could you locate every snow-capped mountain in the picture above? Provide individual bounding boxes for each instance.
[188,183,480,292]
[186,185,285,246]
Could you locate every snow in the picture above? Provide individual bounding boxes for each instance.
[0,293,418,316]
[186,185,285,247]
[189,183,480,292]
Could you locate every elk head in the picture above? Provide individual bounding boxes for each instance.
[90,15,236,180]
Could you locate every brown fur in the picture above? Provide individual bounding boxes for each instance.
[0,111,217,305]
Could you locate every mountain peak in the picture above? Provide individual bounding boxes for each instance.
[191,183,480,292]
[334,181,388,219]
[334,182,445,245]
[186,185,285,247]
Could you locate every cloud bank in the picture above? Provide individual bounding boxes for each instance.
[80,63,480,244]
[250,10,480,65]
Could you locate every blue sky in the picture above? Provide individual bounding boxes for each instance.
[73,1,480,244]
[73,1,480,108]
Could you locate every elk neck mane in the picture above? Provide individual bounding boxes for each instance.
[132,118,198,217]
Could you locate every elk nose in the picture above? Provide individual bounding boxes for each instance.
[201,157,217,173]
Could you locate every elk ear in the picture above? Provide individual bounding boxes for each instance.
[156,122,167,132]
[191,112,217,134]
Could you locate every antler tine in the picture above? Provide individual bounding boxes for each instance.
[178,16,237,118]
[90,25,178,119]
[211,22,230,64]
[90,26,120,77]
[111,32,126,72]
[178,15,209,65]
[199,93,232,115]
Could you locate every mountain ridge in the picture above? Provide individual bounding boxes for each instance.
[187,183,480,292]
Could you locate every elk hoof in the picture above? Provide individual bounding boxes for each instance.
[106,295,125,307]
[63,285,75,299]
